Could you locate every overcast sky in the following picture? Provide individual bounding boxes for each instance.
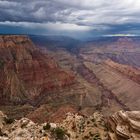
[0,0,140,38]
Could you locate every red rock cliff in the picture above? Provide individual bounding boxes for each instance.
[0,35,75,104]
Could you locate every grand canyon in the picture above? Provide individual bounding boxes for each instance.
[1,0,140,139]
[0,35,139,140]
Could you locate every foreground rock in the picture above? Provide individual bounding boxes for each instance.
[0,110,140,140]
[60,112,108,140]
[0,111,69,140]
[0,111,108,140]
[108,110,140,140]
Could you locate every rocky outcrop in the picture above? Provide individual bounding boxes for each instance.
[0,110,108,140]
[0,110,140,140]
[0,35,75,104]
[60,112,108,140]
[0,111,6,130]
[0,111,69,140]
[108,110,140,140]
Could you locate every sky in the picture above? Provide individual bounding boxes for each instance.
[0,0,140,39]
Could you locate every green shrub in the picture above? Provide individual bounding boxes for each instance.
[67,133,70,137]
[0,129,3,136]
[0,129,7,137]
[21,122,28,128]
[93,133,101,140]
[89,132,94,136]
[43,123,51,130]
[94,123,97,127]
[53,127,66,140]
[91,118,95,122]
[43,133,47,136]
[84,135,90,139]
[75,135,79,138]
[4,117,15,124]
[87,121,90,124]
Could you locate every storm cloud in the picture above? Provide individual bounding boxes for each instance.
[0,0,140,37]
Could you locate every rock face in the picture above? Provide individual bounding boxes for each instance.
[105,59,140,84]
[0,112,59,140]
[60,112,108,140]
[84,61,140,111]
[33,36,140,120]
[79,37,140,67]
[0,111,6,130]
[108,110,140,140]
[0,110,140,140]
[0,35,140,125]
[0,110,108,140]
[0,35,75,104]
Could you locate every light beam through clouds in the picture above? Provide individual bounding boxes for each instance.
[0,0,140,38]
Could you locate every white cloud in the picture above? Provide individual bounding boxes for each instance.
[0,1,19,7]
[103,34,138,37]
[0,21,92,31]
[0,0,140,32]
[67,0,140,25]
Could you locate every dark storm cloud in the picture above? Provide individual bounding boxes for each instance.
[0,0,140,36]
[0,0,75,23]
[0,0,139,24]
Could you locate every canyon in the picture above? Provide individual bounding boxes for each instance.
[36,35,140,116]
[0,35,139,139]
